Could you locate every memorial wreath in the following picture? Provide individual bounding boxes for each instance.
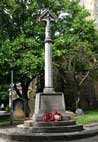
[42,111,62,122]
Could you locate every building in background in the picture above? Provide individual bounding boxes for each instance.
[80,0,98,28]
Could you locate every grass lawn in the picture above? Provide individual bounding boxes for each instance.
[0,110,98,126]
[0,115,24,127]
[74,110,98,124]
[0,120,24,127]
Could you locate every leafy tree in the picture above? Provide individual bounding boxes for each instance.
[0,0,98,113]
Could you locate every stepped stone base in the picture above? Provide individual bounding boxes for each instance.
[1,92,97,141]
[0,126,98,141]
[23,119,83,133]
[0,110,97,141]
[24,119,76,127]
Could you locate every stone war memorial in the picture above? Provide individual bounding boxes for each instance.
[1,9,98,142]
[32,9,66,121]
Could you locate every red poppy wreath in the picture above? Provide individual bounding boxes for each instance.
[42,111,62,122]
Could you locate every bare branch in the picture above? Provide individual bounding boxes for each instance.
[79,71,90,86]
[79,56,97,86]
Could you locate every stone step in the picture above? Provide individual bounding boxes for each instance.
[24,120,76,127]
[2,128,98,141]
[36,115,71,122]
[32,124,83,133]
[34,120,76,127]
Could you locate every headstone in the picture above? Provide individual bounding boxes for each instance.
[75,108,84,115]
[0,104,5,111]
[13,98,25,119]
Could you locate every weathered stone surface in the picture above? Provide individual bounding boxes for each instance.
[66,111,76,118]
[75,108,84,115]
[13,99,25,119]
[40,94,65,112]
[32,92,66,121]
[24,120,33,127]
[24,120,76,127]
[0,126,98,141]
[39,10,55,93]
[31,124,83,133]
[33,120,76,127]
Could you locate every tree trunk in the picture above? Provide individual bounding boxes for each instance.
[24,98,30,118]
[14,81,30,118]
[76,91,80,109]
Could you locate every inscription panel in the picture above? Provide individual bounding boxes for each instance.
[40,94,65,112]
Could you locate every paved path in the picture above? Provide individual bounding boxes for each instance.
[0,135,98,142]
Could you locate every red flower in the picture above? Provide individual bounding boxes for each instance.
[49,113,54,121]
[42,113,50,122]
[42,111,62,122]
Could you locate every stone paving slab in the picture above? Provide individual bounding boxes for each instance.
[84,122,98,129]
[0,135,98,142]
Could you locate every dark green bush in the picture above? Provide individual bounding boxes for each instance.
[0,92,9,107]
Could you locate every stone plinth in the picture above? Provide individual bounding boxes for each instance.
[32,92,66,121]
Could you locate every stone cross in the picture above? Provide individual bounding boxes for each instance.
[32,11,65,121]
[39,10,55,93]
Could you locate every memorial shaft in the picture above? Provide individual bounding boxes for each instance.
[44,17,54,93]
[39,10,55,93]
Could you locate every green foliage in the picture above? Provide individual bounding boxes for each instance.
[2,35,44,82]
[0,0,98,86]
[75,110,98,124]
[0,92,9,106]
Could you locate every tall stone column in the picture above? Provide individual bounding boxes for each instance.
[39,10,55,93]
[32,10,66,121]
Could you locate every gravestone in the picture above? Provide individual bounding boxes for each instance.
[0,104,5,111]
[75,108,84,115]
[13,98,25,119]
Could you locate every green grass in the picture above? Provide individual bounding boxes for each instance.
[0,120,24,127]
[74,110,98,124]
[0,110,98,126]
[0,113,25,127]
